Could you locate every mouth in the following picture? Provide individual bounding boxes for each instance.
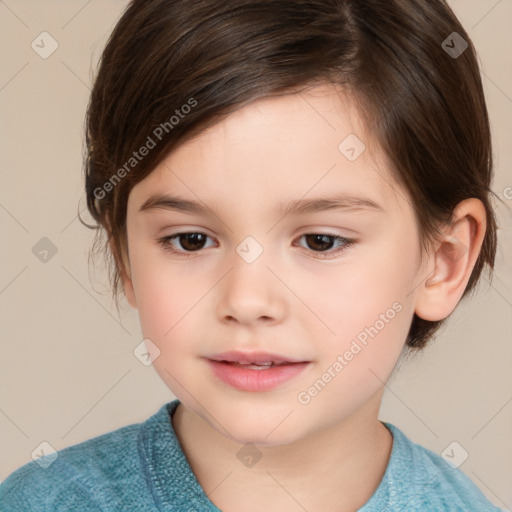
[209,350,306,365]
[206,351,310,391]
[218,361,290,370]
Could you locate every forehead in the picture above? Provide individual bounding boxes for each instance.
[172,84,367,169]
[128,84,407,218]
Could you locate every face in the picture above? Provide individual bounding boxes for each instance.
[123,84,427,445]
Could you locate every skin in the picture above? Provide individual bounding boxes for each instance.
[120,84,486,511]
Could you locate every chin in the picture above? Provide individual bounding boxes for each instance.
[224,424,300,447]
[210,404,307,447]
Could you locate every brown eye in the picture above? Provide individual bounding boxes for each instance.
[303,234,336,252]
[294,233,356,259]
[158,231,355,259]
[175,233,208,251]
[158,232,214,254]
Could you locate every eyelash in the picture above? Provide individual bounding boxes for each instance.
[157,232,356,260]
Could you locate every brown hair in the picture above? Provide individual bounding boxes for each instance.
[83,0,498,350]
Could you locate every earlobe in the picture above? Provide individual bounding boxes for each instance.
[108,234,137,309]
[120,250,137,309]
[122,268,137,309]
[414,199,486,322]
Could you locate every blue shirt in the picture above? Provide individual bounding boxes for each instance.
[0,399,504,511]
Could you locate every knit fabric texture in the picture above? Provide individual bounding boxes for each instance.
[0,399,504,511]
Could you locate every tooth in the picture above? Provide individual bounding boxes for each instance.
[236,361,273,366]
[233,361,275,369]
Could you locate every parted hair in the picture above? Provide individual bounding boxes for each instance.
[83,0,498,349]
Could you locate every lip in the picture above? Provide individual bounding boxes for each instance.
[209,350,305,365]
[206,351,310,392]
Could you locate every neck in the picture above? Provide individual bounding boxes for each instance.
[172,388,392,512]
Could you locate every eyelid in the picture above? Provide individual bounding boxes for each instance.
[157,229,357,259]
[293,233,356,259]
[160,231,216,253]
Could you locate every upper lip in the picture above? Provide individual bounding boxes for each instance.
[208,351,307,365]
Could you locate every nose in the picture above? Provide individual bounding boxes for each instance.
[216,251,286,327]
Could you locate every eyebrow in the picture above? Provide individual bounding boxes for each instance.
[139,193,384,217]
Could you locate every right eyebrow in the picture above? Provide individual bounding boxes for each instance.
[139,194,221,217]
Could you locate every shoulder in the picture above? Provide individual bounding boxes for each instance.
[378,423,504,512]
[0,414,151,511]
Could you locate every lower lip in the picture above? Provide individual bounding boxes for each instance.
[207,360,309,392]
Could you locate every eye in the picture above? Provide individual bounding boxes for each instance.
[294,233,355,259]
[158,231,355,259]
[158,232,215,255]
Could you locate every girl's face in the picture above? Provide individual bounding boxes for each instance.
[123,84,428,445]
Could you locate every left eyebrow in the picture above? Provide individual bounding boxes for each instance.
[276,195,384,216]
[138,193,384,217]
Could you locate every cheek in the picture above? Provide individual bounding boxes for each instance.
[314,250,416,343]
[131,261,208,393]
[296,285,411,423]
[305,240,418,384]
[128,243,190,338]
[134,271,198,341]
[130,248,222,363]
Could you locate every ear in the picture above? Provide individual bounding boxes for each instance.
[109,237,137,309]
[414,198,486,322]
[121,263,137,309]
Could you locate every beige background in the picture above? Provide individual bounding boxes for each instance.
[0,0,511,508]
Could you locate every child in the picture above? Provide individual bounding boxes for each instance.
[1,0,505,510]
